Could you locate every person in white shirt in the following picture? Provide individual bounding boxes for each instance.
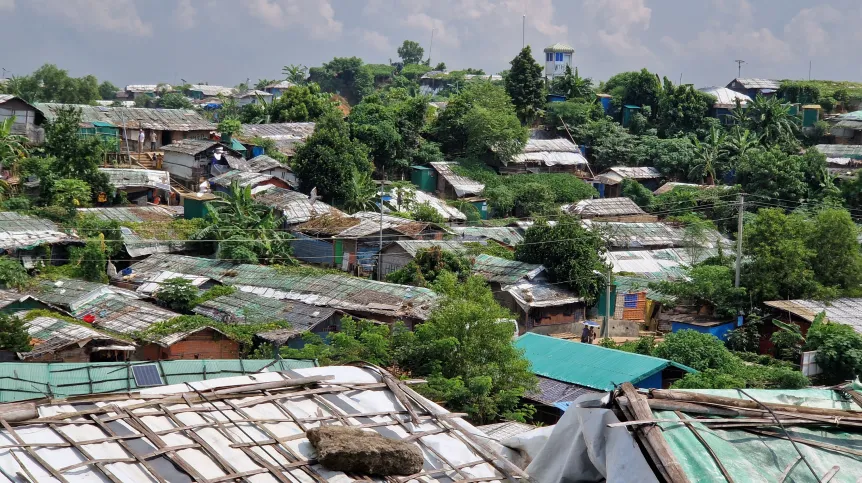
[138,130,145,153]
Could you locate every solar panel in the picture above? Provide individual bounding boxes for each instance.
[132,364,164,387]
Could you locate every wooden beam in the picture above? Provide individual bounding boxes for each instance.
[619,383,690,483]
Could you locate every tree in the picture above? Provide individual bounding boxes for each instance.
[155,278,199,312]
[157,92,194,110]
[0,313,31,352]
[292,111,373,204]
[348,96,402,172]
[411,202,446,222]
[736,148,810,204]
[515,216,607,304]
[254,78,276,91]
[602,69,662,119]
[743,95,800,148]
[721,127,759,171]
[504,46,545,124]
[217,117,242,138]
[653,330,740,372]
[804,313,862,384]
[269,83,335,123]
[397,40,424,65]
[395,273,536,423]
[652,265,745,319]
[282,64,308,85]
[433,82,526,161]
[3,64,100,104]
[98,81,118,100]
[656,78,713,137]
[434,62,447,71]
[341,169,378,214]
[0,257,29,290]
[550,66,594,102]
[51,179,91,208]
[0,118,30,175]
[387,247,472,287]
[620,179,653,208]
[689,126,725,184]
[309,57,373,105]
[194,181,294,264]
[42,106,111,202]
[69,239,109,283]
[743,208,818,302]
[808,208,862,292]
[545,100,604,135]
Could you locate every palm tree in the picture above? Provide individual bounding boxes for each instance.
[341,169,379,214]
[282,64,308,85]
[0,117,29,178]
[690,126,725,185]
[721,127,760,170]
[193,181,294,265]
[745,95,800,147]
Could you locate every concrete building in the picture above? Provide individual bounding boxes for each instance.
[543,43,575,79]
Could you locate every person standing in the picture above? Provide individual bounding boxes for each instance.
[150,130,158,151]
[138,129,145,153]
[581,324,590,343]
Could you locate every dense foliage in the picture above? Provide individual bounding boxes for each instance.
[0,313,31,353]
[155,278,200,312]
[387,247,472,287]
[505,46,545,124]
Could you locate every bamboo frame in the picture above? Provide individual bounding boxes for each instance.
[0,366,513,483]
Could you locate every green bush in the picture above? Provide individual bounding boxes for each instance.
[155,278,200,312]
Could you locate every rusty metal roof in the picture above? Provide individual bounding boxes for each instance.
[19,312,134,360]
[764,298,862,334]
[35,103,214,132]
[253,186,342,225]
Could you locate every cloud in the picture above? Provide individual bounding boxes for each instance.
[245,0,342,39]
[174,0,196,30]
[581,0,652,57]
[30,0,152,36]
[403,13,460,48]
[784,6,842,55]
[359,30,391,53]
[0,0,13,11]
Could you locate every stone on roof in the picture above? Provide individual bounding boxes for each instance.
[429,162,485,197]
[35,103,213,132]
[0,212,79,251]
[100,168,170,190]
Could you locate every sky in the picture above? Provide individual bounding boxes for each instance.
[2,0,861,89]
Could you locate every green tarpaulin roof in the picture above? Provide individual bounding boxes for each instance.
[230,138,247,152]
[0,359,316,403]
[514,333,695,391]
[657,389,862,482]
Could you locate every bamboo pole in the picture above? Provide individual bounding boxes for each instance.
[651,389,862,419]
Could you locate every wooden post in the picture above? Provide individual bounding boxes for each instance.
[619,383,691,483]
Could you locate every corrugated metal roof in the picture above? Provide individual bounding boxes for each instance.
[510,138,587,166]
[0,289,32,309]
[73,292,180,339]
[100,168,171,190]
[35,103,213,131]
[387,188,466,222]
[126,254,439,320]
[814,144,862,159]
[265,80,295,89]
[336,212,429,238]
[568,198,647,217]
[471,254,543,284]
[210,169,276,188]
[730,78,780,90]
[525,375,601,406]
[187,84,234,96]
[194,290,336,328]
[77,206,176,223]
[514,332,695,391]
[389,240,469,257]
[429,162,485,197]
[697,86,752,108]
[0,212,79,251]
[243,154,284,172]
[124,84,162,93]
[764,298,862,334]
[0,359,316,402]
[30,279,141,312]
[505,279,583,308]
[234,89,272,99]
[160,138,223,155]
[450,226,523,247]
[19,313,133,360]
[238,122,315,155]
[603,166,662,180]
[653,182,705,195]
[544,42,575,52]
[0,94,15,104]
[606,248,719,281]
[585,221,731,250]
[253,186,342,225]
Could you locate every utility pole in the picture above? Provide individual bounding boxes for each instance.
[522,15,526,48]
[735,193,744,288]
[809,60,812,81]
[429,28,436,66]
[734,59,746,78]
[377,168,386,281]
[603,266,611,339]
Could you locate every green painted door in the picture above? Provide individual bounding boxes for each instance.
[334,239,344,267]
